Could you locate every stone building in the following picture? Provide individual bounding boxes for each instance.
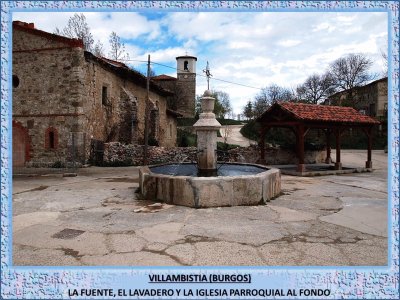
[12,21,184,167]
[152,55,197,118]
[325,77,388,119]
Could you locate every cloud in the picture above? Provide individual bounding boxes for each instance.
[12,11,388,115]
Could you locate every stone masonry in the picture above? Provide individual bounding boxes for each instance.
[102,142,324,166]
[12,21,180,167]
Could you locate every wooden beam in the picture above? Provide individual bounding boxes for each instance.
[335,128,342,170]
[297,124,306,173]
[325,129,332,164]
[365,127,373,168]
[258,127,269,164]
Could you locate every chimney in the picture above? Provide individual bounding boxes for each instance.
[13,21,35,29]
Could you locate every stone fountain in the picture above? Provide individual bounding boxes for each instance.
[139,91,281,208]
[193,89,221,177]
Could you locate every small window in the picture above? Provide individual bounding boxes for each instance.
[45,127,58,150]
[49,131,55,149]
[102,86,108,105]
[369,103,376,117]
[184,61,189,71]
[13,75,20,88]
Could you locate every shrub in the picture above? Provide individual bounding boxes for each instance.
[177,129,197,147]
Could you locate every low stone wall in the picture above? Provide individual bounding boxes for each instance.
[103,142,197,166]
[102,142,325,166]
[229,145,325,165]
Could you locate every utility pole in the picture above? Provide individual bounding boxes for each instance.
[203,61,212,90]
[143,54,150,165]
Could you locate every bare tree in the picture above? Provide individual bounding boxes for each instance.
[93,40,105,57]
[108,31,130,61]
[252,84,295,118]
[55,13,94,51]
[380,49,388,76]
[222,125,232,145]
[328,53,374,104]
[296,73,335,104]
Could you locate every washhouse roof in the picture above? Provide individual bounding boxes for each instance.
[258,102,380,126]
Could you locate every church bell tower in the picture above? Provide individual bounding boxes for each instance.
[176,55,197,118]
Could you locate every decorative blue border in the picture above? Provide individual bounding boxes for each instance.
[1,1,399,299]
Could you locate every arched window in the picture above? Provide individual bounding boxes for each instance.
[49,131,55,149]
[184,61,189,71]
[45,127,58,150]
[13,75,20,88]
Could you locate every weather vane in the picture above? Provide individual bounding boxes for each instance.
[203,61,213,90]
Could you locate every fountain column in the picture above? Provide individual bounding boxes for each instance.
[193,90,221,176]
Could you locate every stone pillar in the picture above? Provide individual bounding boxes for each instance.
[193,90,221,176]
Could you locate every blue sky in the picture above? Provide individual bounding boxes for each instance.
[13,12,388,115]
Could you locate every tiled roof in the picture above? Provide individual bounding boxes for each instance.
[277,102,379,124]
[98,57,129,69]
[152,74,177,81]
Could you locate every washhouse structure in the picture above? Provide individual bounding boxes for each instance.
[257,102,380,174]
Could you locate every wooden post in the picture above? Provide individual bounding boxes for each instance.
[259,127,267,164]
[325,129,332,164]
[366,127,373,168]
[335,128,342,170]
[297,124,305,173]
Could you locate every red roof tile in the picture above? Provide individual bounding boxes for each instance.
[98,57,129,69]
[152,74,177,81]
[281,102,380,124]
[275,102,379,124]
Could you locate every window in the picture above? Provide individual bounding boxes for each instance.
[369,103,376,117]
[49,131,55,149]
[102,86,108,105]
[184,61,189,71]
[13,75,20,88]
[45,127,58,150]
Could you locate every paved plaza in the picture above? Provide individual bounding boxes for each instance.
[12,150,388,266]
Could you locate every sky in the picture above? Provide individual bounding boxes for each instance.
[13,11,388,116]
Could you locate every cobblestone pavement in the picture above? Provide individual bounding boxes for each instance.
[12,150,388,266]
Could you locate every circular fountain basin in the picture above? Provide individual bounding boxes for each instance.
[139,163,281,208]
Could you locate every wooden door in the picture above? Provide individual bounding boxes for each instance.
[13,124,26,167]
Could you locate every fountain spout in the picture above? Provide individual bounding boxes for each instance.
[193,90,221,177]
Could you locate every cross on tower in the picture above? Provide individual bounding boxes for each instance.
[203,61,213,90]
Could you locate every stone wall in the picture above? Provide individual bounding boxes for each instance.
[12,28,86,166]
[103,142,197,166]
[12,23,178,167]
[82,56,177,150]
[176,74,196,118]
[229,145,325,165]
[102,142,325,166]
